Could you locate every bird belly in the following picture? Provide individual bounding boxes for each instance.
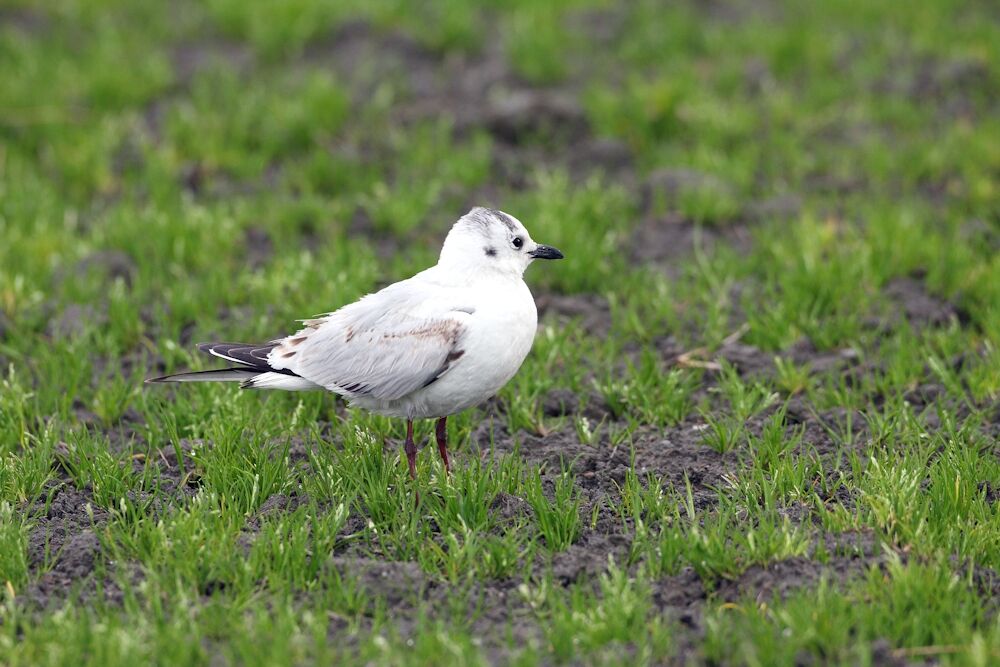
[417,340,528,417]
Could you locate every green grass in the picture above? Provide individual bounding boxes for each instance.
[1,0,999,664]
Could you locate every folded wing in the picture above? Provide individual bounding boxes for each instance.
[267,284,472,401]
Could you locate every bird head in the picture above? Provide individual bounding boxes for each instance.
[438,207,563,277]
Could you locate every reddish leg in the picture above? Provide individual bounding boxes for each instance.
[403,419,417,480]
[435,416,450,475]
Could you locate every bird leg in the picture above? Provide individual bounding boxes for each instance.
[403,419,417,480]
[435,416,450,475]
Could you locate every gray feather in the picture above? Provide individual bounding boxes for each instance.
[266,280,473,401]
[145,368,258,383]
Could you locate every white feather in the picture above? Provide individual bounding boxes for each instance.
[264,209,545,419]
[268,280,474,401]
[151,208,557,421]
[242,372,322,391]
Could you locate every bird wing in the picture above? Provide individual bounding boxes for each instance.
[267,280,473,401]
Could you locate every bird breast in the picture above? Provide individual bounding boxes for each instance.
[408,280,538,417]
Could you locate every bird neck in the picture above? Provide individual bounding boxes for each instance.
[431,256,524,285]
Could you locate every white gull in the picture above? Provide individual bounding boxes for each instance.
[148,207,563,477]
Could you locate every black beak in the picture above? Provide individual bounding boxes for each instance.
[529,244,564,260]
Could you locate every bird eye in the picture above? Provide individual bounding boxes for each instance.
[512,236,523,249]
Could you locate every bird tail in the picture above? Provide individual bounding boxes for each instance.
[145,368,259,384]
[147,341,322,391]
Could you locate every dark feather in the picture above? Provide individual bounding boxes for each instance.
[146,368,258,383]
[197,342,300,376]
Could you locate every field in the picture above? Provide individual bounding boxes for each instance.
[1,0,999,664]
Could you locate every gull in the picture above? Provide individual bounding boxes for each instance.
[147,207,563,478]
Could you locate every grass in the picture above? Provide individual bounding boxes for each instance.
[1,0,999,664]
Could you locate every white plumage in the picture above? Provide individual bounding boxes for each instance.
[148,207,563,477]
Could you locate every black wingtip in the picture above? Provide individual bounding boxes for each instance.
[195,341,301,377]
